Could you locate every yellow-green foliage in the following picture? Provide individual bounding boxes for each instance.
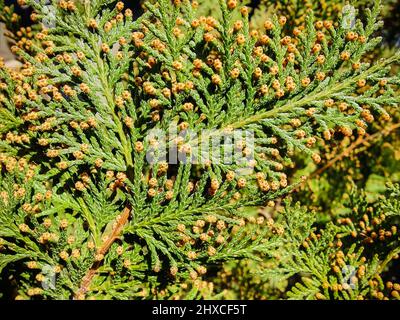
[0,0,399,300]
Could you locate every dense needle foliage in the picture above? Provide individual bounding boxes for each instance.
[0,0,399,300]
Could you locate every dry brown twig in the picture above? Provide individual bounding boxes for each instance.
[74,206,131,300]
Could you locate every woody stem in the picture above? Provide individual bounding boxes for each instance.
[74,206,131,299]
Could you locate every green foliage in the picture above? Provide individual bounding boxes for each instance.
[0,0,398,300]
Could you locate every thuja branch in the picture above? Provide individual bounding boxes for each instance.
[312,122,400,178]
[233,53,400,129]
[89,36,134,172]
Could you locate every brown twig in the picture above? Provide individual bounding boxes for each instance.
[74,206,131,299]
[311,122,400,179]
